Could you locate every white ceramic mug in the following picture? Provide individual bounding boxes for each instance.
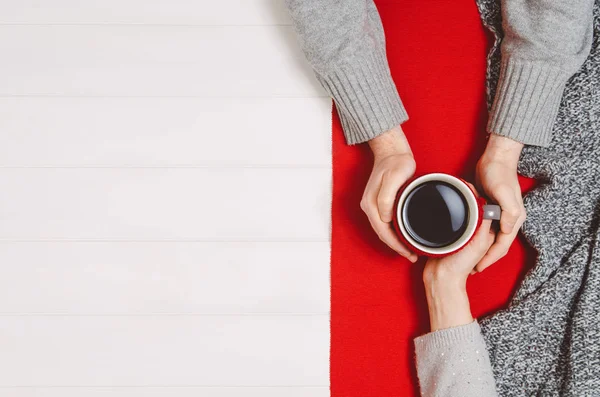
[393,173,501,257]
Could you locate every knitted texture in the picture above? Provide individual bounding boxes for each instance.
[414,321,498,396]
[476,0,600,395]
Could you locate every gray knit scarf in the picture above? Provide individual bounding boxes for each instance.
[475,0,600,395]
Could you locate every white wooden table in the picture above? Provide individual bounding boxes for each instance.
[0,1,331,395]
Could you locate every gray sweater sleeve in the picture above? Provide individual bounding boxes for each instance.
[284,0,408,145]
[414,321,498,397]
[285,0,595,147]
[488,0,595,146]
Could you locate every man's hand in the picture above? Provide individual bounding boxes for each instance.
[362,126,418,262]
[475,134,526,272]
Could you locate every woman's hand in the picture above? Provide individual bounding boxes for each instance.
[475,134,526,272]
[424,218,496,284]
[423,218,495,331]
[362,126,418,262]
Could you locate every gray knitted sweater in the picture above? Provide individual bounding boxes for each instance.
[285,0,594,147]
[286,0,598,395]
[477,0,600,395]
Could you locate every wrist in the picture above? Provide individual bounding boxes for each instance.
[482,134,523,167]
[423,267,472,331]
[368,125,413,160]
[423,259,468,287]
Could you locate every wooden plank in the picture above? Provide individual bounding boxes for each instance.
[0,26,324,97]
[0,242,330,314]
[0,315,329,386]
[0,97,331,166]
[0,0,291,25]
[0,168,331,240]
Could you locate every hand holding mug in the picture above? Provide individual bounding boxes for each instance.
[421,181,497,332]
[424,217,496,283]
[476,134,526,272]
[362,126,418,262]
[422,217,496,331]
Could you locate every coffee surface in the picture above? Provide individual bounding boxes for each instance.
[402,181,469,248]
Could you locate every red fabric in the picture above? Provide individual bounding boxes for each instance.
[330,1,537,396]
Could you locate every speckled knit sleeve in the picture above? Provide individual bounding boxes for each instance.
[414,321,498,397]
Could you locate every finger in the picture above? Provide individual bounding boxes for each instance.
[493,184,522,234]
[446,219,494,276]
[516,186,527,222]
[468,219,493,257]
[360,170,384,214]
[478,218,492,235]
[452,219,493,275]
[361,167,418,262]
[362,173,417,262]
[366,212,418,262]
[361,172,384,225]
[465,182,480,198]
[475,233,510,272]
[484,228,496,252]
[475,215,524,272]
[377,169,409,223]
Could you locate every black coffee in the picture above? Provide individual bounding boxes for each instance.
[402,181,469,248]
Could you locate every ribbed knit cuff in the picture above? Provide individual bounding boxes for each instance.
[317,48,408,145]
[488,58,570,147]
[414,321,483,356]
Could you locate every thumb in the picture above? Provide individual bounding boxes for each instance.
[493,184,521,234]
[377,170,409,223]
[465,219,494,257]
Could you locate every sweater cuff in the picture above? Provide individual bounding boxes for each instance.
[317,48,409,145]
[488,58,570,147]
[414,321,482,356]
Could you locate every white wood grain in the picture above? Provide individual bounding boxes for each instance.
[0,26,323,97]
[0,97,331,167]
[0,388,329,397]
[0,0,332,392]
[0,315,329,386]
[0,0,291,26]
[0,168,330,241]
[0,242,330,314]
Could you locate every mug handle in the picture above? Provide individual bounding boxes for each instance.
[483,204,501,220]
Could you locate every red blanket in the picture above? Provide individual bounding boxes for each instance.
[330,1,536,395]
